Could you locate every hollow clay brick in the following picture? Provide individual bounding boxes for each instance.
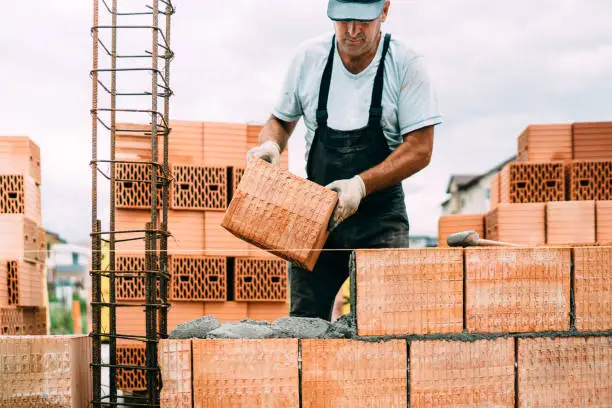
[567,160,612,201]
[500,162,565,203]
[115,162,168,210]
[234,257,288,302]
[116,342,148,391]
[0,261,7,306]
[546,201,595,245]
[203,122,248,167]
[465,247,571,333]
[203,301,248,322]
[0,174,41,225]
[354,249,463,336]
[438,214,484,247]
[0,306,24,335]
[518,336,612,407]
[410,338,515,408]
[573,247,612,331]
[205,211,249,256]
[0,136,41,184]
[490,172,500,210]
[485,203,546,246]
[171,164,227,210]
[247,302,289,322]
[222,158,337,270]
[302,339,407,408]
[517,124,573,162]
[192,339,299,408]
[5,260,44,308]
[572,121,612,160]
[596,201,612,243]
[159,339,192,408]
[170,255,227,301]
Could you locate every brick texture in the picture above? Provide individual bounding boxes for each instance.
[247,302,289,321]
[546,201,595,245]
[355,249,463,336]
[596,201,612,243]
[114,209,155,253]
[159,340,192,408]
[234,257,288,302]
[203,301,248,322]
[171,164,227,210]
[485,203,546,245]
[192,339,299,407]
[0,261,7,306]
[116,301,204,336]
[170,255,227,301]
[518,336,612,407]
[0,335,92,407]
[517,124,573,162]
[247,124,289,169]
[168,210,205,253]
[117,343,148,391]
[0,215,43,264]
[6,260,44,307]
[115,162,168,210]
[21,307,47,335]
[465,248,571,333]
[0,174,41,224]
[410,338,515,408]
[437,213,485,247]
[203,122,248,167]
[567,160,612,200]
[572,121,612,160]
[0,136,41,184]
[204,211,249,256]
[573,247,612,332]
[0,306,23,335]
[490,172,500,210]
[302,339,407,408]
[222,158,338,271]
[500,162,565,203]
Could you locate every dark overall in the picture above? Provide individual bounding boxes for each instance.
[289,33,410,320]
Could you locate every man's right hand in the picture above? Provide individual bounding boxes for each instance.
[246,140,282,166]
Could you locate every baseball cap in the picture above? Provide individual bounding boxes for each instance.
[327,0,386,22]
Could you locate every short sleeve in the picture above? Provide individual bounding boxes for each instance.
[398,56,442,135]
[272,51,304,122]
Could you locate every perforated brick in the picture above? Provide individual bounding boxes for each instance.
[518,336,612,407]
[203,122,248,167]
[485,203,546,245]
[168,210,206,253]
[0,136,41,184]
[355,249,463,336]
[170,256,227,301]
[0,214,43,264]
[411,338,515,407]
[115,255,165,301]
[21,307,47,335]
[115,162,168,209]
[573,247,612,331]
[233,167,244,193]
[116,343,148,392]
[222,158,338,271]
[234,257,288,302]
[171,165,227,210]
[465,247,571,333]
[7,260,45,308]
[546,201,595,245]
[192,339,299,407]
[573,121,612,160]
[0,261,7,306]
[159,340,192,408]
[0,174,41,224]
[437,213,484,247]
[302,339,407,408]
[0,306,24,335]
[247,124,289,169]
[7,260,19,306]
[490,172,500,210]
[596,201,612,243]
[567,160,612,201]
[500,162,565,203]
[517,124,573,162]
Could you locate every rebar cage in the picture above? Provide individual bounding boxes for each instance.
[90,0,175,406]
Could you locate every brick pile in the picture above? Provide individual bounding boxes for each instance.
[159,246,611,407]
[114,121,292,391]
[0,136,47,336]
[440,121,612,246]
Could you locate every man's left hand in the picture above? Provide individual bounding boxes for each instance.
[325,175,366,231]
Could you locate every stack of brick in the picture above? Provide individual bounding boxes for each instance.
[159,247,612,407]
[113,120,291,392]
[0,136,47,336]
[0,335,92,406]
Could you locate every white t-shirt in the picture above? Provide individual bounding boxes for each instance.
[273,31,442,160]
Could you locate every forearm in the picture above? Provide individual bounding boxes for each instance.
[360,126,434,195]
[258,114,297,152]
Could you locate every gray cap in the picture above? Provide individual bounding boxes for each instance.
[327,0,386,22]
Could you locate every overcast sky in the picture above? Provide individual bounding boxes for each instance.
[1,0,611,244]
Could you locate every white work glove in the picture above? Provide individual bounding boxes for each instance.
[326,175,366,231]
[246,141,281,166]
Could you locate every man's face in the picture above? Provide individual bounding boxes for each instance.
[333,1,390,58]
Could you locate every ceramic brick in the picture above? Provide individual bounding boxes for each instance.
[490,172,500,210]
[247,124,289,169]
[247,302,289,322]
[302,339,407,408]
[159,340,192,408]
[234,257,288,302]
[596,201,612,243]
[465,247,571,333]
[0,215,45,264]
[203,122,248,167]
[567,160,612,201]
[437,213,485,247]
[573,247,612,331]
[114,209,156,253]
[518,336,612,407]
[222,158,337,270]
[168,210,206,254]
[0,136,41,184]
[0,306,24,335]
[115,301,204,336]
[0,261,7,306]
[21,307,47,335]
[411,338,515,408]
[517,124,573,162]
[205,211,250,256]
[485,203,546,245]
[355,249,463,336]
[116,342,148,391]
[170,255,227,301]
[203,301,248,322]
[6,260,44,308]
[499,162,565,203]
[115,162,168,210]
[192,339,299,408]
[0,174,41,224]
[547,201,595,245]
[573,121,612,160]
[171,164,227,210]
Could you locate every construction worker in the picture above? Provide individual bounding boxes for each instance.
[247,0,441,320]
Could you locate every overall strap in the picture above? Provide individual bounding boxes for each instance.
[368,33,392,127]
[316,35,336,128]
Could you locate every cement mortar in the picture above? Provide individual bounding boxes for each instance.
[206,321,277,339]
[169,316,221,339]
